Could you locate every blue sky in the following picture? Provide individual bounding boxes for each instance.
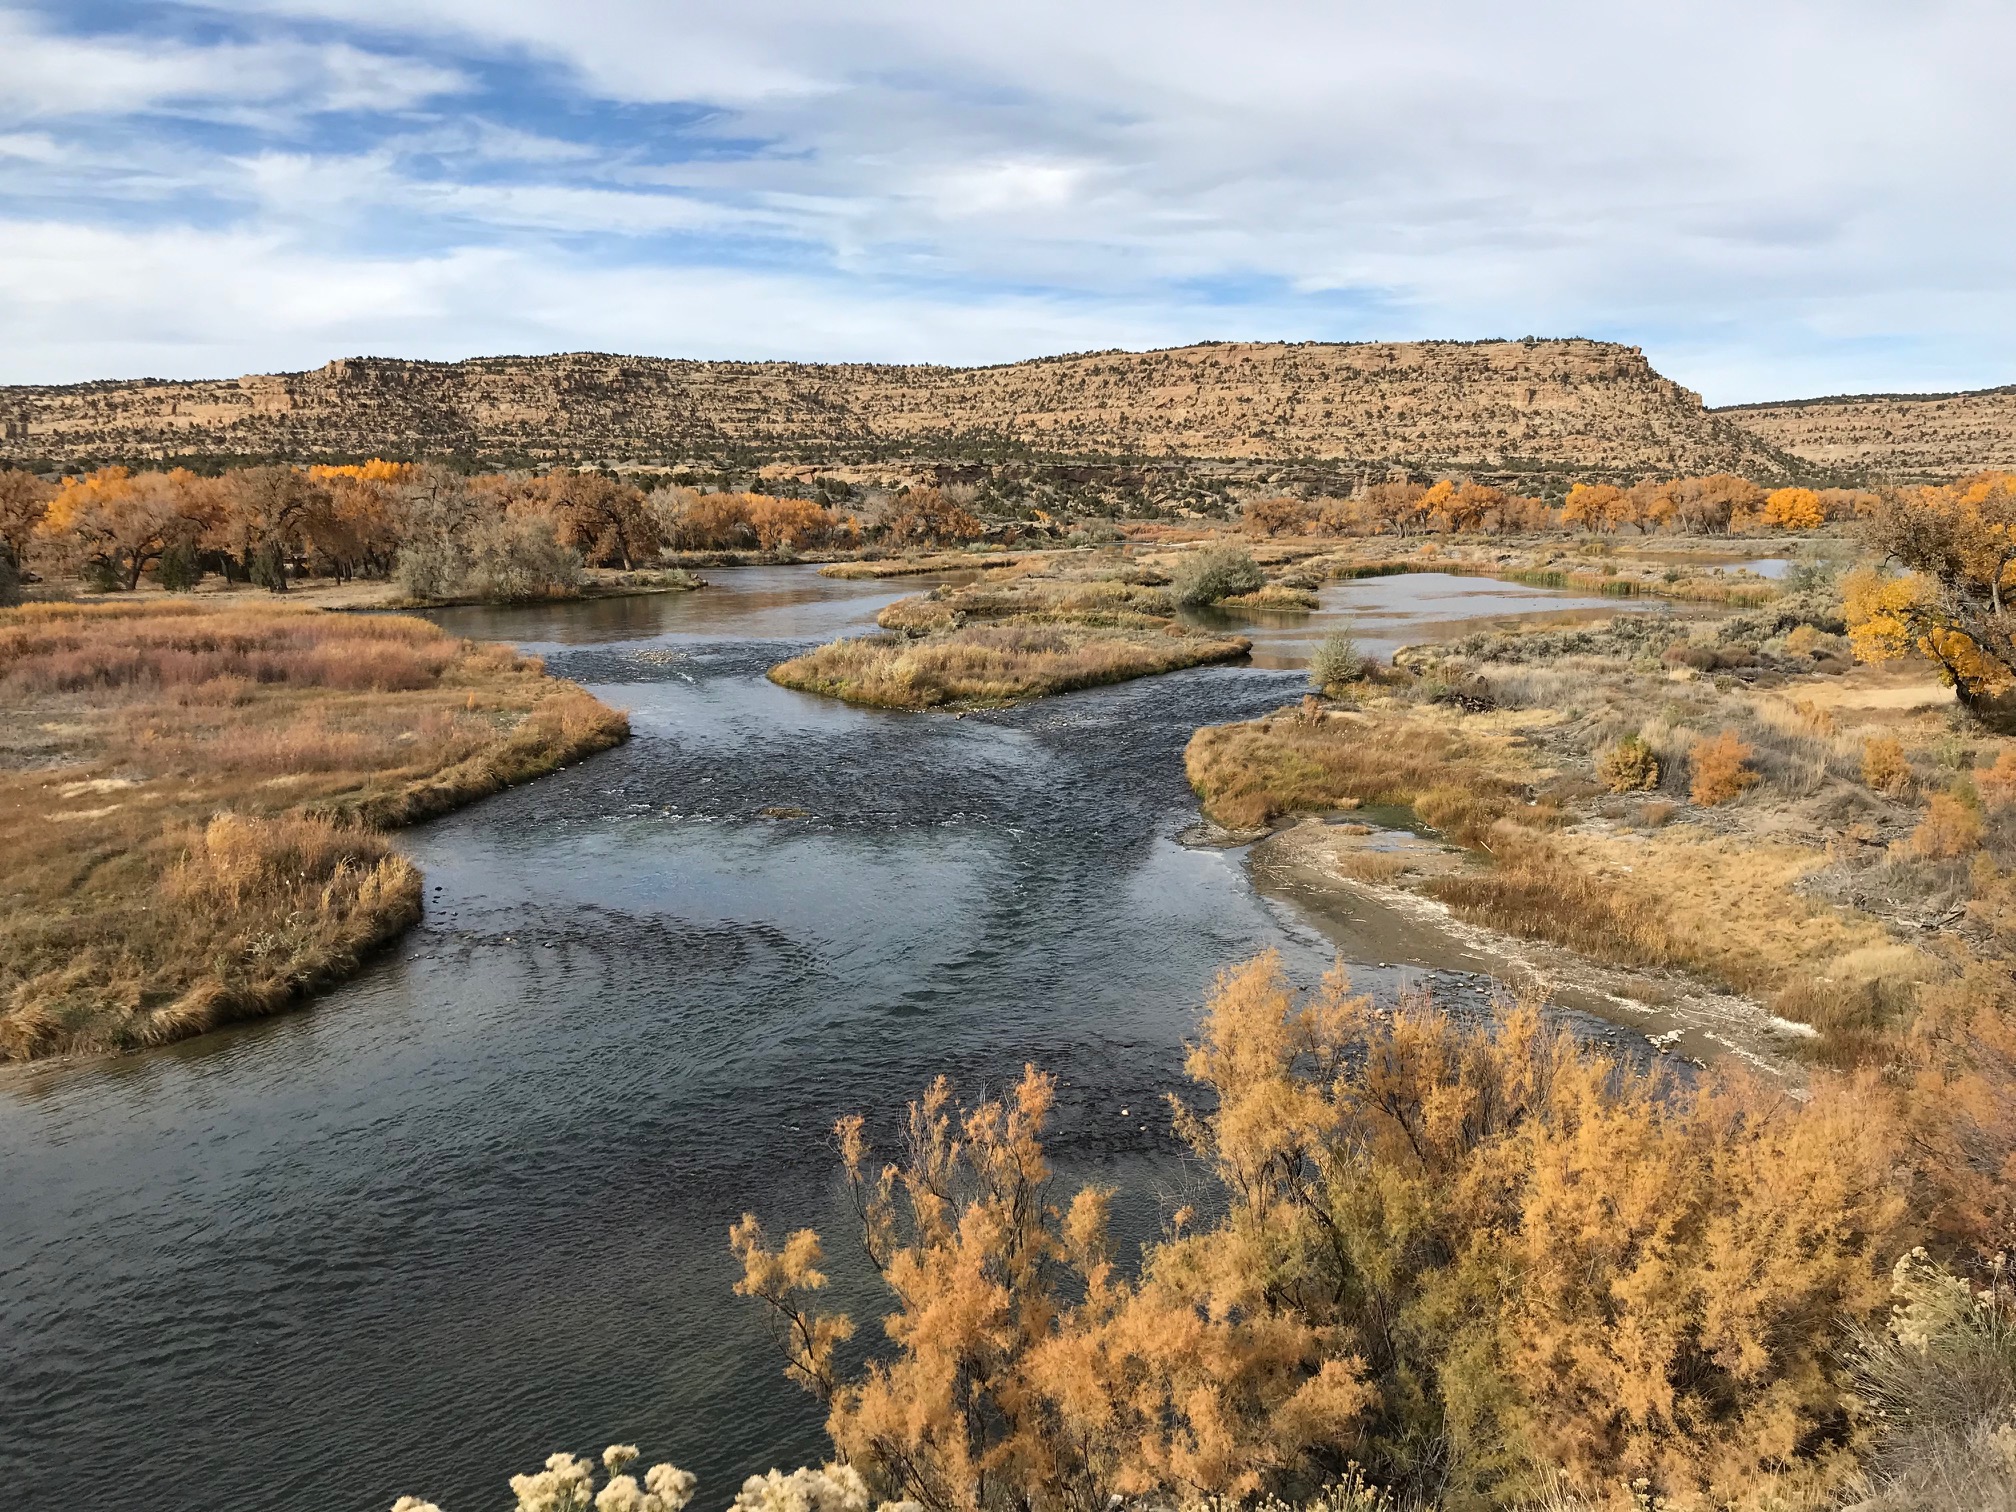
[1,0,2011,403]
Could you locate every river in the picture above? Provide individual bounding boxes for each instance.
[0,563,1675,1512]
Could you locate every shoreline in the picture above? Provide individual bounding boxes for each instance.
[1241,815,1815,1079]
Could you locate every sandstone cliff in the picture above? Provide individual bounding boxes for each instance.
[1716,387,2016,483]
[0,339,1795,481]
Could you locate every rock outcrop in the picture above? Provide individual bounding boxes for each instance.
[1716,387,2016,483]
[0,340,1797,481]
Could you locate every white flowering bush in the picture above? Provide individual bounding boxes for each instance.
[391,1447,918,1512]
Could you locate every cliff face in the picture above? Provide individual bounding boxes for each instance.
[1716,387,2016,483]
[0,339,1795,478]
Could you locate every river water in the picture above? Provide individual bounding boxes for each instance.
[0,564,1666,1512]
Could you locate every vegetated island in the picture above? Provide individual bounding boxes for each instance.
[0,599,627,1060]
[769,552,1251,709]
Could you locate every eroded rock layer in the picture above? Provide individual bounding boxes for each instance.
[0,339,1795,478]
[1716,387,2016,483]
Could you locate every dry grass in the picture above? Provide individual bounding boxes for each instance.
[1186,697,1940,1002]
[817,551,1029,579]
[0,600,629,1059]
[770,623,1249,709]
[1183,706,1532,834]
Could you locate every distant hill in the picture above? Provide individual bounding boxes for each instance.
[1715,386,2016,483]
[0,339,1799,484]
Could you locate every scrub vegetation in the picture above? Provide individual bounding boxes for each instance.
[0,599,626,1060]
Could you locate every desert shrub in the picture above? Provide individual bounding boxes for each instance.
[1308,627,1366,690]
[1688,728,1759,805]
[736,957,1902,1510]
[394,536,467,600]
[1171,542,1265,606]
[1863,736,1914,797]
[1979,749,2016,811]
[1662,643,1718,672]
[1912,791,1986,858]
[1846,1250,2016,1512]
[1595,733,1660,792]
[1909,964,2016,1256]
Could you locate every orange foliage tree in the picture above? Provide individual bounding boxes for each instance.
[885,487,984,547]
[534,470,657,569]
[1242,495,1311,537]
[1561,483,1627,533]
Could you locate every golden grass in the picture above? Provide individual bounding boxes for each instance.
[1182,707,1530,834]
[817,552,1028,579]
[0,600,629,1059]
[1186,700,1934,1002]
[770,623,1249,709]
[1218,583,1320,611]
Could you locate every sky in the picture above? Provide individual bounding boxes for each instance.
[0,1,2011,404]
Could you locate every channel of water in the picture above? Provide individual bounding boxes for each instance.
[0,563,1699,1512]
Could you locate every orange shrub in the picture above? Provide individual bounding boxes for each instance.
[1977,748,2016,811]
[1688,728,1759,805]
[1910,791,1985,858]
[736,955,1904,1508]
[1862,736,1913,796]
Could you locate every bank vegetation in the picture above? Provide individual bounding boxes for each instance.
[0,599,626,1060]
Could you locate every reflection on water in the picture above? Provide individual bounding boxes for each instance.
[1182,570,1688,668]
[0,564,1658,1512]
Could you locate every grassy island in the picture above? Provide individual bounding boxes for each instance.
[0,600,627,1060]
[770,622,1249,709]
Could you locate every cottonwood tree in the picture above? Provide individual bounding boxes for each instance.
[39,466,216,590]
[0,467,52,573]
[1849,474,2016,710]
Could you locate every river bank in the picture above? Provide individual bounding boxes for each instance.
[0,560,1740,1512]
[0,598,627,1060]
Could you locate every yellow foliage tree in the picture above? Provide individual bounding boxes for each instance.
[1850,474,2016,708]
[1762,487,1825,531]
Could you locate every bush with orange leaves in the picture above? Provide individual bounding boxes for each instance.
[1978,748,2016,811]
[1909,791,1986,859]
[735,955,1903,1511]
[1861,736,1913,797]
[1688,728,1759,805]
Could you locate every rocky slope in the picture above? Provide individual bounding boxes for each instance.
[1716,387,2016,483]
[0,339,1795,481]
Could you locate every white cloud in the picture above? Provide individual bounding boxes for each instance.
[3,0,2015,400]
[0,11,467,122]
[0,219,1219,383]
